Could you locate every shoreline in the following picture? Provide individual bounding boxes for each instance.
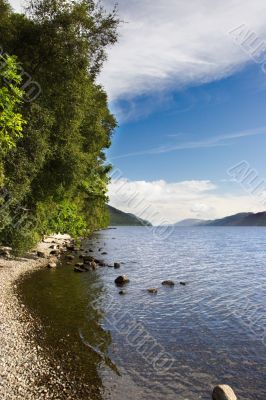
[0,234,75,399]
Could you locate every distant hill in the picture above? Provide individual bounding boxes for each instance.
[174,212,266,227]
[207,212,266,226]
[108,205,152,226]
[174,218,208,227]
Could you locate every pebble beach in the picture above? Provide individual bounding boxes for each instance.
[0,235,79,400]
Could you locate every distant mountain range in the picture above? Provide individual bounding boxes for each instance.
[108,205,152,226]
[175,212,266,227]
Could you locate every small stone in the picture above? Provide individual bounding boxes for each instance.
[114,262,121,269]
[75,262,84,268]
[180,281,187,286]
[119,290,127,295]
[37,251,46,258]
[67,255,75,260]
[83,256,93,263]
[162,280,175,286]
[212,385,237,400]
[91,261,97,270]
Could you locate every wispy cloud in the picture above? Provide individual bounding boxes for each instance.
[101,0,266,101]
[111,126,266,160]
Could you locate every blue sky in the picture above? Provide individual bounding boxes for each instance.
[108,64,266,184]
[10,0,266,223]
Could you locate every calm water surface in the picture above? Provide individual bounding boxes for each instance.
[18,227,266,399]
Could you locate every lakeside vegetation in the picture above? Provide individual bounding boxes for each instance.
[0,0,119,253]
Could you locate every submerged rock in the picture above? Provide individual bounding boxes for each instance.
[180,281,187,286]
[115,275,130,285]
[119,290,127,295]
[67,255,75,261]
[74,267,85,273]
[212,385,237,400]
[162,280,175,286]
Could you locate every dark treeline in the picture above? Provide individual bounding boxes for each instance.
[0,0,119,253]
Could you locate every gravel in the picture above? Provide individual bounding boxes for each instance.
[0,235,78,400]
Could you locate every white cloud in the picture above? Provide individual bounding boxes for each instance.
[101,0,266,100]
[108,178,265,224]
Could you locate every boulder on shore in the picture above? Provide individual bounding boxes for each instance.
[212,385,237,400]
[0,247,12,258]
[115,275,130,285]
[48,262,57,269]
[162,280,175,286]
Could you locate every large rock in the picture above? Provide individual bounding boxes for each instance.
[115,275,130,285]
[212,385,237,400]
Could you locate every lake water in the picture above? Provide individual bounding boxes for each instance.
[18,227,266,399]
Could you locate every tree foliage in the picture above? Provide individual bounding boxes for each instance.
[0,0,118,252]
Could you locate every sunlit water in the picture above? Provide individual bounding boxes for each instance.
[18,227,266,399]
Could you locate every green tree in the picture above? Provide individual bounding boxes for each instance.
[0,0,118,251]
[0,54,25,186]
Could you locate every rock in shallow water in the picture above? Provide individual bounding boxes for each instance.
[212,385,237,400]
[115,275,130,285]
[147,288,158,294]
[162,280,175,286]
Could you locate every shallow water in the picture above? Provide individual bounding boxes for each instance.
[18,227,266,399]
